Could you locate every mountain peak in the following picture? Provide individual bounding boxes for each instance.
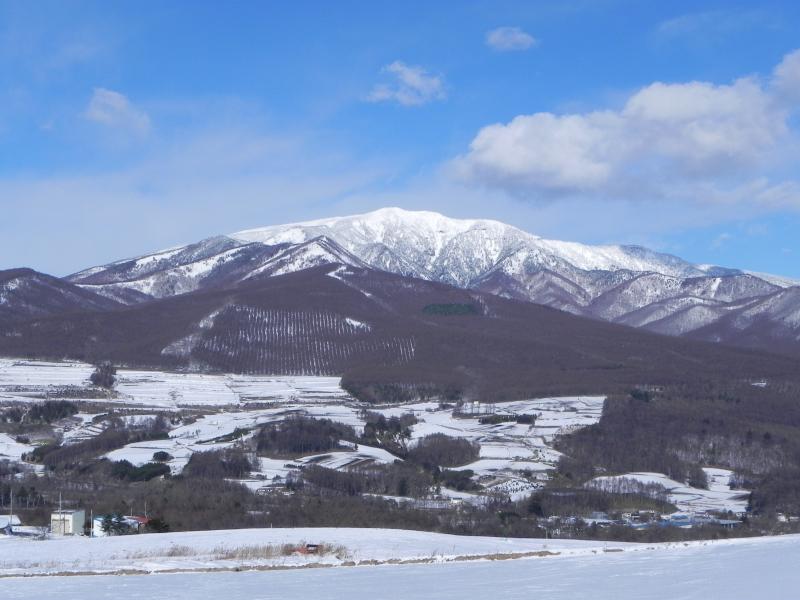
[232,207,516,245]
[232,207,713,282]
[5,206,800,357]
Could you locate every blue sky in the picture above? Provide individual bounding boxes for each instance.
[2,0,800,277]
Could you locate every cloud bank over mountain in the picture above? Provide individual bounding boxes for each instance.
[451,50,800,210]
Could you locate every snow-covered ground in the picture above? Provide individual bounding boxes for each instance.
[0,359,348,408]
[2,529,799,600]
[84,394,601,487]
[0,432,34,461]
[6,359,746,514]
[0,527,631,576]
[0,359,92,392]
[0,359,751,514]
[1,358,609,499]
[588,468,749,514]
[377,397,604,473]
[102,404,368,475]
[59,413,107,444]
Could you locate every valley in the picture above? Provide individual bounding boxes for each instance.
[0,359,605,508]
[5,4,800,595]
[0,358,773,542]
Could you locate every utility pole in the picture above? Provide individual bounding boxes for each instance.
[57,491,63,535]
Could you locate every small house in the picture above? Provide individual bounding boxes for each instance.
[51,509,85,535]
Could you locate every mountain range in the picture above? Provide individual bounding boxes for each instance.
[3,207,800,400]
[52,207,800,356]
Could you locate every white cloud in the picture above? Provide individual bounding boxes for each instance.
[451,50,800,206]
[452,111,622,192]
[486,27,537,51]
[367,61,446,106]
[622,79,784,173]
[773,49,800,103]
[85,88,151,135]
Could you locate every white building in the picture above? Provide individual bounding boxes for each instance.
[0,514,21,533]
[51,509,85,535]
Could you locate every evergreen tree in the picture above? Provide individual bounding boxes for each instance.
[90,362,117,389]
[101,514,114,534]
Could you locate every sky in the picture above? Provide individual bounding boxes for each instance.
[2,0,800,277]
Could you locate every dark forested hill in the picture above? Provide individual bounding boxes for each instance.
[0,268,121,321]
[2,264,798,402]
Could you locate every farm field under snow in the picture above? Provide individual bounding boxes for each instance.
[0,359,609,498]
[0,359,348,408]
[1,530,799,599]
[0,359,744,513]
[589,469,750,515]
[370,396,605,500]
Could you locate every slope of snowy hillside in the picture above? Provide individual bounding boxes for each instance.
[0,358,607,498]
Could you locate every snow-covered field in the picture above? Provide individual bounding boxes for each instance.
[0,359,609,500]
[589,468,750,514]
[0,432,34,461]
[0,359,348,408]
[2,530,799,599]
[371,396,605,500]
[102,396,604,490]
[0,527,631,576]
[0,359,751,515]
[376,397,604,468]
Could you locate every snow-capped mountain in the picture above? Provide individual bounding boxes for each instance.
[65,207,800,354]
[69,234,367,301]
[232,207,726,285]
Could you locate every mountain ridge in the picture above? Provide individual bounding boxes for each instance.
[35,206,800,357]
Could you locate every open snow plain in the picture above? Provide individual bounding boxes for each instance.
[2,531,799,599]
[0,526,635,576]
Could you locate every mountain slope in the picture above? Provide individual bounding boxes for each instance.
[48,207,800,356]
[69,236,277,301]
[3,265,799,401]
[688,287,800,355]
[0,268,121,321]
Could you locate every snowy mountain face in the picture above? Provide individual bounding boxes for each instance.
[69,236,270,300]
[62,207,800,353]
[233,207,714,284]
